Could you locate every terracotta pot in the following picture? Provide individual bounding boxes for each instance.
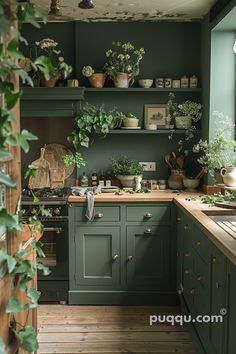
[88,73,106,88]
[168,169,184,190]
[113,72,130,88]
[40,76,57,87]
[220,167,236,187]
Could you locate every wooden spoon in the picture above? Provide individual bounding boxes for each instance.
[164,154,172,168]
[176,155,184,170]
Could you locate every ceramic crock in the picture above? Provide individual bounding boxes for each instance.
[220,167,236,187]
[117,175,142,188]
[113,72,130,88]
[168,169,184,190]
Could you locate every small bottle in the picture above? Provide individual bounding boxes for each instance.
[80,172,89,187]
[91,169,98,186]
[105,171,112,187]
[99,171,105,187]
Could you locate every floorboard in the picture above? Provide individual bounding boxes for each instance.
[38,305,197,354]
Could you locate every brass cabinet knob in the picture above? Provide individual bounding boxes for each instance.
[144,228,152,235]
[144,212,153,219]
[197,275,203,282]
[54,207,60,215]
[184,252,191,257]
[95,212,104,219]
[216,282,224,289]
[185,268,191,274]
[112,254,119,261]
[213,257,217,263]
[190,288,195,295]
[128,256,133,261]
[184,225,190,230]
[196,241,201,247]
[177,217,182,222]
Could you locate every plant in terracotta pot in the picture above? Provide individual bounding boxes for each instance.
[111,156,143,188]
[30,38,72,87]
[193,112,236,185]
[104,41,145,88]
[82,65,106,88]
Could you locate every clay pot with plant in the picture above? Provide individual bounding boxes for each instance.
[82,65,106,88]
[111,156,143,188]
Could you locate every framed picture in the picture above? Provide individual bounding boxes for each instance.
[144,104,168,128]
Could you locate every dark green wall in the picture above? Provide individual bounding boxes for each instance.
[21,22,201,181]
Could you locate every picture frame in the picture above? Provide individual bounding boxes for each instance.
[144,104,168,129]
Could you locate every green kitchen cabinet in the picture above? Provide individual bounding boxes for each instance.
[126,225,172,290]
[73,225,121,287]
[227,261,236,354]
[69,202,177,304]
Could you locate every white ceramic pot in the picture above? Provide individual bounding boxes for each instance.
[123,117,139,128]
[138,79,153,88]
[175,116,192,129]
[117,175,142,188]
[220,167,236,187]
[183,178,200,191]
[113,72,130,88]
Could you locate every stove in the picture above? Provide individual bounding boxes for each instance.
[21,187,70,303]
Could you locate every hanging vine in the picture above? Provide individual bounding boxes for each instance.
[0,1,50,352]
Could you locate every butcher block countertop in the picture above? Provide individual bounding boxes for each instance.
[68,190,236,266]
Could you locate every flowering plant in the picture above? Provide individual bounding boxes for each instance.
[30,38,72,80]
[82,65,94,77]
[104,41,145,78]
[193,112,236,174]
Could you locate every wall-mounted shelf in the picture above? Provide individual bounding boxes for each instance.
[109,129,200,134]
[84,87,201,93]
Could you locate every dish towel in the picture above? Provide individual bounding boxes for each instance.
[71,185,101,221]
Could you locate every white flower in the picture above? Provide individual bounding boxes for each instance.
[82,65,94,77]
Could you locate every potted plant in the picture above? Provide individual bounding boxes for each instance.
[123,112,139,128]
[82,65,106,88]
[193,112,236,185]
[111,156,143,188]
[30,38,72,87]
[104,41,145,88]
[111,111,126,129]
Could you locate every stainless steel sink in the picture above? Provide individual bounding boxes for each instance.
[203,211,236,239]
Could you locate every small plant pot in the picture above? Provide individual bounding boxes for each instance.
[175,116,192,129]
[88,73,106,88]
[113,72,130,88]
[117,175,142,188]
[40,76,57,87]
[183,177,200,191]
[123,117,139,128]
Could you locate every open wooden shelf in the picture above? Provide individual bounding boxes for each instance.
[109,129,200,134]
[84,87,201,92]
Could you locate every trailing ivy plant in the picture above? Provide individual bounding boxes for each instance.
[0,1,50,352]
[65,103,114,166]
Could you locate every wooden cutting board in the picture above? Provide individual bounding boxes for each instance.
[215,201,236,209]
[28,147,51,189]
[44,144,75,179]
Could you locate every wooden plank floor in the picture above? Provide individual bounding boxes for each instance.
[38,305,197,353]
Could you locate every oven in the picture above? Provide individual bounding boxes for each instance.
[22,194,69,303]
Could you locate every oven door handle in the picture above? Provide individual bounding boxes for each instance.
[43,227,62,234]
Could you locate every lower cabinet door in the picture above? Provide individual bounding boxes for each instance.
[74,226,121,287]
[126,225,172,290]
[227,261,236,354]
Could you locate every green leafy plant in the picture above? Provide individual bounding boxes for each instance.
[104,41,145,79]
[193,112,236,174]
[111,156,143,176]
[62,152,86,168]
[66,103,114,166]
[0,1,51,352]
[201,191,236,205]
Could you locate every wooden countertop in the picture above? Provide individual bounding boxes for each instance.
[68,190,236,266]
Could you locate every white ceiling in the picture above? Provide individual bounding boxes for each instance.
[35,0,218,22]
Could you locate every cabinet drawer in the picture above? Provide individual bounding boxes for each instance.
[126,204,170,224]
[192,248,209,291]
[74,205,120,222]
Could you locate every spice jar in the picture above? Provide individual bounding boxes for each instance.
[190,75,198,88]
[155,78,164,88]
[164,78,172,88]
[180,75,189,88]
[168,170,184,190]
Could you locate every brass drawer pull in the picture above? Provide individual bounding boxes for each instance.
[213,257,217,263]
[144,228,152,235]
[184,252,191,257]
[216,282,224,289]
[112,254,119,261]
[95,212,104,219]
[144,212,153,219]
[190,288,195,295]
[127,256,133,261]
[177,217,182,222]
[184,225,190,230]
[197,275,203,282]
[185,268,191,274]
[196,241,201,247]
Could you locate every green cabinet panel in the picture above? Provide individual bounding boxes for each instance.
[126,225,172,290]
[227,261,236,354]
[126,204,170,224]
[74,226,121,287]
[74,205,121,223]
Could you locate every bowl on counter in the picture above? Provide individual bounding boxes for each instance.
[138,79,153,88]
[183,177,200,191]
